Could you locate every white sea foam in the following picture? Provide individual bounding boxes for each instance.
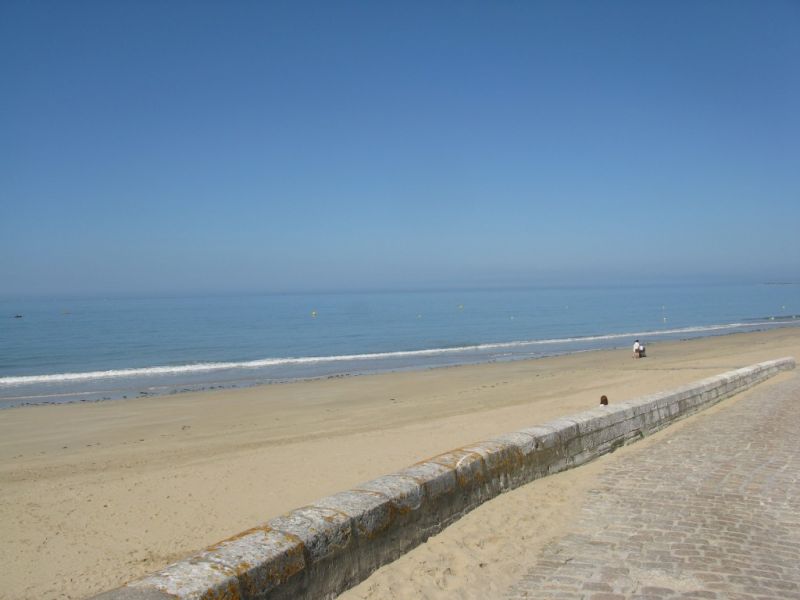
[0,321,781,387]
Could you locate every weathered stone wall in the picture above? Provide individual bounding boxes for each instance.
[91,357,795,600]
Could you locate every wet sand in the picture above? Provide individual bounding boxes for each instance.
[1,327,798,599]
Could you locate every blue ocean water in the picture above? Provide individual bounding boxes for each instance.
[1,284,798,408]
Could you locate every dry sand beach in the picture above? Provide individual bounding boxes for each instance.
[2,327,800,600]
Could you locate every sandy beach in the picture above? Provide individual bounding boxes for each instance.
[1,327,799,600]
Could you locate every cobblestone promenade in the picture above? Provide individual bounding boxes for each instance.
[506,373,800,600]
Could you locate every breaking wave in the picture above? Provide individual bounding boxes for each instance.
[0,320,785,387]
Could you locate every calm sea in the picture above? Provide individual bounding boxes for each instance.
[1,284,798,408]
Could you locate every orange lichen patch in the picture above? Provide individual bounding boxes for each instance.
[429,448,480,469]
[400,461,453,477]
[236,574,256,598]
[456,467,487,488]
[205,525,274,551]
[461,441,526,486]
[256,542,306,589]
[317,507,350,522]
[387,501,411,516]
[199,579,240,600]
[402,472,427,485]
[350,491,407,516]
[232,560,252,575]
[184,556,237,574]
[273,503,345,533]
[358,490,391,502]
[269,505,355,565]
[276,529,304,547]
[429,448,487,488]
[386,493,420,516]
[351,494,394,539]
[353,475,425,520]
[186,525,307,598]
[356,520,393,540]
[207,562,230,573]
[312,490,396,542]
[212,533,306,599]
[398,466,457,506]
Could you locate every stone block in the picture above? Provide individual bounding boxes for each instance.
[128,527,304,600]
[461,439,523,492]
[268,506,352,564]
[313,490,392,541]
[353,474,424,516]
[398,461,457,502]
[429,448,486,488]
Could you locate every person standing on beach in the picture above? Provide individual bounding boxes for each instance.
[633,339,641,358]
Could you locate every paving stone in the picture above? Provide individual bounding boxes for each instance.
[506,373,800,599]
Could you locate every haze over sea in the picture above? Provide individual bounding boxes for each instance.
[1,283,798,408]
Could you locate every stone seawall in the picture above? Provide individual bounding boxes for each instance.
[91,357,796,600]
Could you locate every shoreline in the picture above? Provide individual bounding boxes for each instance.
[2,327,800,599]
[3,320,799,409]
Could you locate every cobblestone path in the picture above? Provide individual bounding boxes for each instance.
[506,373,800,600]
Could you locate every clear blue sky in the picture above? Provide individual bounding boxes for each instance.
[2,1,798,295]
